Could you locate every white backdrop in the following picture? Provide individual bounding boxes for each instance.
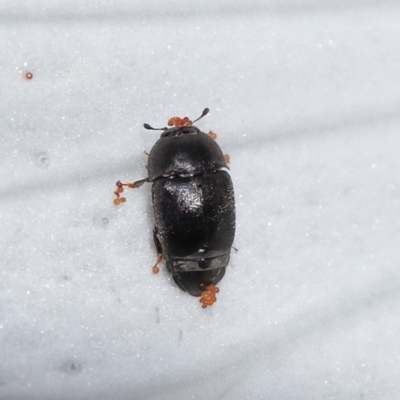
[1,1,400,399]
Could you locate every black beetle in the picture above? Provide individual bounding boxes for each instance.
[114,108,235,307]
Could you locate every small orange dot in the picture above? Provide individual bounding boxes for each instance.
[208,131,218,140]
[113,197,126,205]
[152,266,160,274]
[24,71,33,80]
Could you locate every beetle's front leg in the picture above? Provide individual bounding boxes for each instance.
[152,227,163,274]
[113,178,148,205]
[208,131,230,164]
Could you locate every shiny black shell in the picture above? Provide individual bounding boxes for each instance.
[147,126,227,180]
[148,125,235,296]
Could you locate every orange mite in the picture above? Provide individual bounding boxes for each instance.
[199,284,220,308]
[168,116,192,127]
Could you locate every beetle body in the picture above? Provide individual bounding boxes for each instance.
[114,110,235,305]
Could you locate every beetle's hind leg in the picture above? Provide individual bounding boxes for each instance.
[113,178,148,205]
[152,227,163,274]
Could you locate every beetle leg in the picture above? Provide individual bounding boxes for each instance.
[113,178,148,205]
[207,131,231,164]
[152,228,163,274]
[152,255,162,274]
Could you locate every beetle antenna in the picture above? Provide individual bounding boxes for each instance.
[192,108,210,123]
[143,123,167,131]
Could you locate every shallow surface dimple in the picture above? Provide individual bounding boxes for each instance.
[60,360,83,376]
[32,151,50,168]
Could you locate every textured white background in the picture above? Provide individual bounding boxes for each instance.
[1,1,400,399]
